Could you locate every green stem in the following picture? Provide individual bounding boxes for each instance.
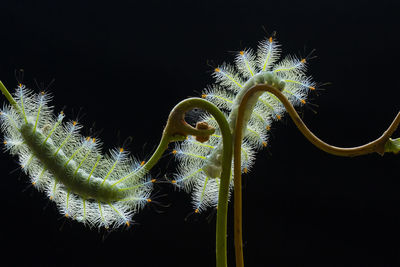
[0,81,20,113]
[233,83,400,267]
[115,97,232,267]
[163,98,232,267]
[142,97,218,173]
[212,110,232,267]
[0,80,232,266]
[141,131,176,172]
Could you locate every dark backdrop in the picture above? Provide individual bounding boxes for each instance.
[0,0,399,266]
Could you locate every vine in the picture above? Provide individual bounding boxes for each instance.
[233,83,400,267]
[1,35,399,267]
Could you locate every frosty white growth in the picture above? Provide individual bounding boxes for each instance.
[172,37,316,213]
[0,83,153,228]
[1,35,399,267]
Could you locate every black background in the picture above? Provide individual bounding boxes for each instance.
[0,0,399,266]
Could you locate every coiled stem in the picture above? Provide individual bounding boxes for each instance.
[163,97,233,267]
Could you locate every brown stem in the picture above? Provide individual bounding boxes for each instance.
[163,97,216,141]
[234,83,400,267]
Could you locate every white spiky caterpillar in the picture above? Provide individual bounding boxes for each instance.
[172,37,317,212]
[0,84,153,228]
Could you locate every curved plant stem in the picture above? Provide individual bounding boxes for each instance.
[136,97,233,267]
[164,98,232,267]
[210,104,232,267]
[233,83,400,267]
[141,133,174,172]
[1,80,232,267]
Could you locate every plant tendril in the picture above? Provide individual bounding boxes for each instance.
[233,83,400,267]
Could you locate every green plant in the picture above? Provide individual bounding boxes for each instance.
[1,36,399,267]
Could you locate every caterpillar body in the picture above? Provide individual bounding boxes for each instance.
[172,37,316,212]
[0,84,153,228]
